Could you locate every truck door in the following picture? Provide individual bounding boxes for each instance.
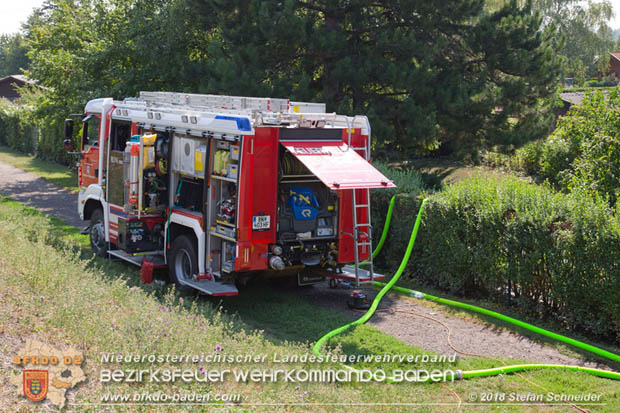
[80,114,101,188]
[278,141,395,264]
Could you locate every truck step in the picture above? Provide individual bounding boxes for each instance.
[321,265,385,283]
[108,249,166,268]
[182,278,239,296]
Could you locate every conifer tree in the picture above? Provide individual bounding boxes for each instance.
[190,0,561,157]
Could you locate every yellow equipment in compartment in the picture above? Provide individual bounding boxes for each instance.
[214,150,230,176]
[142,133,156,169]
[194,143,206,173]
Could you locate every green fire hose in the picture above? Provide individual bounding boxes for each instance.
[313,196,620,381]
[371,195,395,260]
[313,197,426,358]
[373,283,620,365]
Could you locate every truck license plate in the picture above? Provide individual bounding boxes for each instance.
[298,272,325,286]
[252,215,270,230]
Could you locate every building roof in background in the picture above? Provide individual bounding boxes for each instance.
[0,74,35,85]
[560,90,611,106]
[0,75,43,101]
[559,92,586,106]
[610,52,620,63]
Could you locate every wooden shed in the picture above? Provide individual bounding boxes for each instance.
[0,75,34,101]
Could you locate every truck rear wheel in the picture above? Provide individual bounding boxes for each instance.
[89,208,107,257]
[168,235,196,294]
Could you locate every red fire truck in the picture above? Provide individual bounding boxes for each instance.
[64,91,394,296]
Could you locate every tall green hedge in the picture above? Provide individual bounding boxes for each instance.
[0,97,70,163]
[0,99,37,154]
[371,171,620,343]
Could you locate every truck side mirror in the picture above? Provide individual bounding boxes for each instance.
[63,119,74,151]
[64,119,74,140]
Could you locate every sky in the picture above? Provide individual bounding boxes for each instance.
[611,0,620,30]
[1,1,46,36]
[1,0,620,36]
[604,0,620,32]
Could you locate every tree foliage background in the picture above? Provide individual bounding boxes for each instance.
[533,0,616,82]
[0,34,30,77]
[3,0,615,161]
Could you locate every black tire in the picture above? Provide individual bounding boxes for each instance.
[167,235,197,294]
[89,209,108,257]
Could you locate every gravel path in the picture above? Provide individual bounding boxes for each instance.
[294,282,610,369]
[0,160,82,228]
[0,158,613,369]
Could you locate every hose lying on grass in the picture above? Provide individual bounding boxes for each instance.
[313,196,620,381]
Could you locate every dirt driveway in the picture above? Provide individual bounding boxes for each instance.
[0,160,82,228]
[0,158,613,369]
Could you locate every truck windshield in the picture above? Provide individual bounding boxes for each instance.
[82,115,100,148]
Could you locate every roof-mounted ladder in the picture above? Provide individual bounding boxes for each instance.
[138,91,326,114]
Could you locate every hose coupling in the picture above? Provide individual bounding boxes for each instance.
[269,255,285,271]
[408,290,424,299]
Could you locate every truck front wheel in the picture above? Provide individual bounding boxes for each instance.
[89,208,107,257]
[168,235,196,294]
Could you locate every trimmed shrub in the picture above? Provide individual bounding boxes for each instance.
[514,140,543,175]
[483,142,542,175]
[419,177,620,342]
[585,79,618,88]
[371,170,620,343]
[370,161,426,270]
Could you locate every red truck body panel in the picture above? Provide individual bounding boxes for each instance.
[235,128,279,271]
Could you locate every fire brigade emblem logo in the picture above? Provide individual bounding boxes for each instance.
[23,370,49,402]
[11,339,86,408]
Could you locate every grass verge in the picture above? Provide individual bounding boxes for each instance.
[0,196,619,412]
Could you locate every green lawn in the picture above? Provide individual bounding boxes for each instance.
[1,195,619,412]
[405,157,522,187]
[0,145,79,192]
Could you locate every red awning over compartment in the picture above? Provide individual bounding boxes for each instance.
[280,141,395,190]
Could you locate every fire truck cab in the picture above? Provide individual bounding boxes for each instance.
[67,91,394,296]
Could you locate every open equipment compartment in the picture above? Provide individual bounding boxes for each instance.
[206,137,242,279]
